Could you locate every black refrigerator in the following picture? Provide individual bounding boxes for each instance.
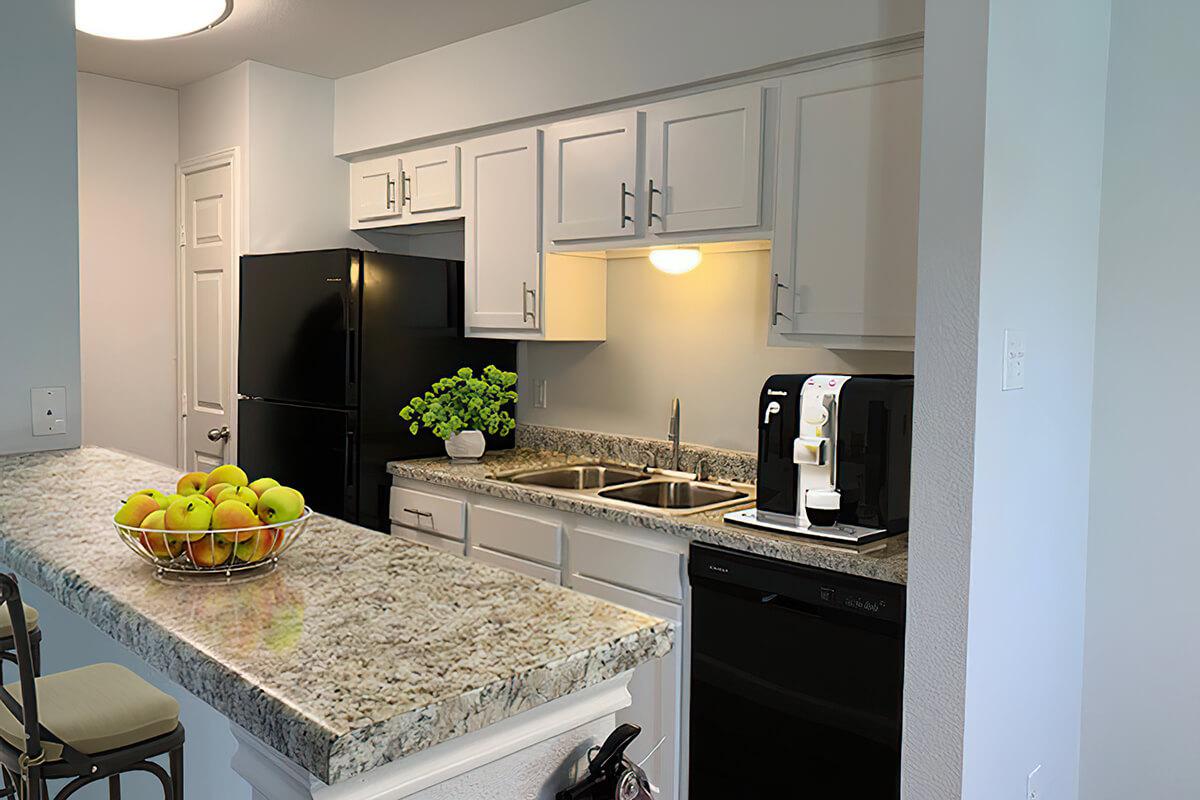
[237,249,516,531]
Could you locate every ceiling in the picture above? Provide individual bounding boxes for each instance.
[76,0,589,89]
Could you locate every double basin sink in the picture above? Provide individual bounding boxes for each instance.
[494,463,754,516]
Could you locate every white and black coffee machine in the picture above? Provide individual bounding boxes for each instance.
[725,374,913,545]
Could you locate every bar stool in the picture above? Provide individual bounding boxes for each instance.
[0,603,41,678]
[0,575,184,800]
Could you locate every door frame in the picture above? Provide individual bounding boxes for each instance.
[175,147,242,470]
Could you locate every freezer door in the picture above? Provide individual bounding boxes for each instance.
[237,399,358,522]
[239,249,360,407]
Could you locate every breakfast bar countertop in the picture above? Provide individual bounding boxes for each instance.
[0,447,672,784]
[387,445,908,586]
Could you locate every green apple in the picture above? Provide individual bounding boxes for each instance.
[163,493,185,507]
[176,472,207,496]
[114,494,161,528]
[203,465,248,492]
[212,499,260,542]
[257,486,305,525]
[132,488,169,509]
[233,530,281,564]
[247,477,280,497]
[138,510,184,558]
[203,482,232,504]
[215,485,258,511]
[185,535,232,568]
[164,497,214,541]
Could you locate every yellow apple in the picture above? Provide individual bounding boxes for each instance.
[185,535,232,568]
[114,495,161,528]
[176,472,207,496]
[232,529,281,564]
[257,487,305,525]
[138,510,184,558]
[247,477,280,497]
[203,482,232,505]
[211,499,260,542]
[132,488,169,509]
[164,497,214,541]
[215,485,258,511]
[203,465,248,491]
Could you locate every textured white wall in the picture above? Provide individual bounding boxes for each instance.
[334,0,924,155]
[77,73,180,466]
[1079,2,1200,797]
[179,62,251,245]
[518,251,912,452]
[0,0,81,454]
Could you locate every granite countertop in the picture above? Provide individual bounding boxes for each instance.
[387,446,908,586]
[0,447,672,784]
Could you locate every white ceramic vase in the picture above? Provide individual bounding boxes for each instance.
[444,430,486,461]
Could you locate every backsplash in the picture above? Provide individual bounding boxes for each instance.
[516,423,757,483]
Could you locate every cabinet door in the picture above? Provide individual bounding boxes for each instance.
[350,155,402,224]
[405,145,461,214]
[462,129,542,332]
[545,111,639,242]
[570,574,683,800]
[773,51,922,342]
[644,84,763,234]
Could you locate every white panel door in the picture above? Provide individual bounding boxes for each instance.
[644,84,763,234]
[350,154,402,224]
[462,128,542,332]
[181,162,235,472]
[774,51,923,340]
[545,110,639,242]
[404,145,461,214]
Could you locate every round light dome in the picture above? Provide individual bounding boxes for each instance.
[76,0,233,40]
[649,248,702,275]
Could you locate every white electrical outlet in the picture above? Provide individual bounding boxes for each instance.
[1027,764,1042,800]
[1003,329,1026,391]
[533,379,548,409]
[31,387,67,436]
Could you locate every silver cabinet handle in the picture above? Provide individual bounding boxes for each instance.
[772,273,791,324]
[207,426,230,442]
[648,179,664,228]
[620,182,635,228]
[522,281,537,323]
[402,173,412,206]
[386,177,396,209]
[402,508,434,527]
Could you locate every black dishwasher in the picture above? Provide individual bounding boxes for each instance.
[688,543,905,798]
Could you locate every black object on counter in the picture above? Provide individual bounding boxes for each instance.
[688,543,905,798]
[238,249,516,531]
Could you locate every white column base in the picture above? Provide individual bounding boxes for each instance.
[231,671,634,800]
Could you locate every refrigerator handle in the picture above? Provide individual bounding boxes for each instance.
[344,429,356,489]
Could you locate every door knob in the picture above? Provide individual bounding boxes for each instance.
[207,426,230,442]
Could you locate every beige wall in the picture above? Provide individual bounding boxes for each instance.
[78,73,180,465]
[518,250,913,453]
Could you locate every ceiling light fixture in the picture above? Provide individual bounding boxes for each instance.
[76,0,233,41]
[649,247,702,275]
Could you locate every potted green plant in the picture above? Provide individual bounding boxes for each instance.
[399,365,518,461]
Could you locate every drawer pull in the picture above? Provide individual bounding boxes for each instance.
[403,507,433,523]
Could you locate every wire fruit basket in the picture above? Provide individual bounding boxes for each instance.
[114,507,313,583]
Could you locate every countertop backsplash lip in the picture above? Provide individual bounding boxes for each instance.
[0,446,673,784]
[389,432,907,586]
[515,423,758,484]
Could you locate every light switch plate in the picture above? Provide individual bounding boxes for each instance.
[31,387,67,436]
[1027,764,1042,800]
[1003,329,1026,391]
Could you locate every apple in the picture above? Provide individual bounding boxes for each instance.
[203,465,248,492]
[114,494,161,528]
[211,499,260,542]
[247,477,280,497]
[203,483,232,505]
[164,497,214,541]
[132,488,169,509]
[185,535,232,568]
[257,486,305,525]
[164,493,185,507]
[176,472,207,496]
[137,510,184,558]
[232,529,281,564]
[215,485,258,511]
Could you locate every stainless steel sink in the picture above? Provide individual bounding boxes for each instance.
[598,480,749,510]
[502,463,647,490]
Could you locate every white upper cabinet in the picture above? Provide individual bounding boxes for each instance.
[462,128,543,332]
[545,110,640,243]
[770,50,923,350]
[644,84,764,235]
[404,144,461,215]
[350,155,402,224]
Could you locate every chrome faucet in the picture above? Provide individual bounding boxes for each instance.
[667,397,681,472]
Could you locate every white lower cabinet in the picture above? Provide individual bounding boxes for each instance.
[388,478,687,800]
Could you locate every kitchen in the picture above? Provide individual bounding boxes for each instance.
[0,2,1190,800]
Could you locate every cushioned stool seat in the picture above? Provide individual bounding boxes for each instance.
[0,663,179,760]
[0,605,37,639]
